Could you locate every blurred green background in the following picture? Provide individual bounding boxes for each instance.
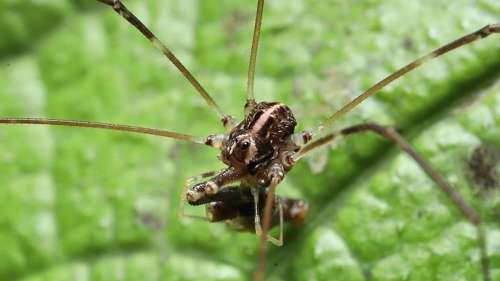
[0,0,499,280]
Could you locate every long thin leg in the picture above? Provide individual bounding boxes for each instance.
[251,187,264,236]
[308,24,500,137]
[255,162,285,281]
[0,117,205,144]
[97,0,231,124]
[255,180,278,281]
[295,123,490,281]
[179,171,219,221]
[250,187,283,246]
[265,198,283,247]
[245,0,265,114]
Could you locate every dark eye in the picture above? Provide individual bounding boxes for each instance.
[239,141,250,150]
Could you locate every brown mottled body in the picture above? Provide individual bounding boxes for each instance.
[187,102,299,206]
[223,102,297,175]
[186,102,303,239]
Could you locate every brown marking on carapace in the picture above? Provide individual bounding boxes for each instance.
[250,103,283,135]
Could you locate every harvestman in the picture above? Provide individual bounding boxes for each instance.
[0,1,498,280]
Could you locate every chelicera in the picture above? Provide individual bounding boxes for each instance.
[0,1,498,281]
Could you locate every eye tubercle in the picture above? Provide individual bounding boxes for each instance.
[244,138,258,164]
[239,141,250,149]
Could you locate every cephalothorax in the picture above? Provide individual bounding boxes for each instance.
[188,103,297,204]
[222,102,297,173]
[0,1,498,281]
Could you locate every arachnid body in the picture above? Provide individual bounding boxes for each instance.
[0,1,499,281]
[185,101,309,239]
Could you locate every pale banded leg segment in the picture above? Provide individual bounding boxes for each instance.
[179,171,218,221]
[186,167,245,205]
[186,180,220,203]
[291,131,313,147]
[204,134,227,148]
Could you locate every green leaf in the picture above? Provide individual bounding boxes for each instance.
[0,0,499,280]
